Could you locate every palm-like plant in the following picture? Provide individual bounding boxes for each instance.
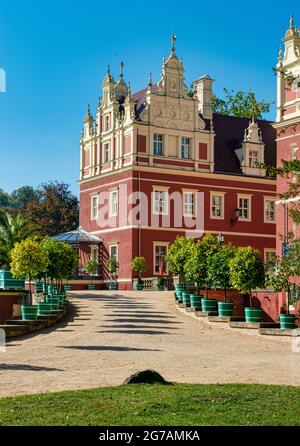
[0,211,39,268]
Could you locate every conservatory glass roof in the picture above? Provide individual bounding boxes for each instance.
[52,227,102,244]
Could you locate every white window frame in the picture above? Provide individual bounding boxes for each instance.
[153,133,163,156]
[249,150,259,168]
[104,142,110,163]
[210,192,225,220]
[109,190,118,217]
[90,245,99,264]
[264,197,276,224]
[91,194,98,220]
[109,244,118,262]
[153,188,169,216]
[153,242,169,275]
[183,191,196,217]
[181,137,191,159]
[238,194,252,221]
[104,115,110,132]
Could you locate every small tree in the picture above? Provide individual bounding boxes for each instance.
[131,256,147,284]
[184,233,221,295]
[167,236,196,283]
[229,247,265,306]
[106,258,119,282]
[10,238,49,304]
[266,241,300,314]
[207,243,236,301]
[40,238,78,288]
[84,259,99,284]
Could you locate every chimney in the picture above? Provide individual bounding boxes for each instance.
[194,75,214,120]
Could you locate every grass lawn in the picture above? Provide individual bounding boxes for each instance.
[0,383,299,426]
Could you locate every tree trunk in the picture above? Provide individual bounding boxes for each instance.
[224,287,227,302]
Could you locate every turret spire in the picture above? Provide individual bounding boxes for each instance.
[120,61,124,79]
[171,33,176,55]
[290,13,295,30]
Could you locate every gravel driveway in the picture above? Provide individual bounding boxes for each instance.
[0,291,299,397]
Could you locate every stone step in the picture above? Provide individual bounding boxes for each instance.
[0,324,30,337]
[195,310,218,317]
[229,321,280,330]
[208,316,245,323]
[5,320,48,330]
[259,328,300,337]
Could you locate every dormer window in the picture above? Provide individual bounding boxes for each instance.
[104,115,110,132]
[249,150,259,167]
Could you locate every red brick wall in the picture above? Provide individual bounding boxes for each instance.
[0,293,23,323]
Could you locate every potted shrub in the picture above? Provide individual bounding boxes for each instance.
[10,238,49,320]
[266,246,300,329]
[184,233,221,310]
[207,243,236,317]
[106,257,119,290]
[167,236,196,286]
[131,256,147,291]
[157,276,165,291]
[84,259,99,290]
[229,247,265,323]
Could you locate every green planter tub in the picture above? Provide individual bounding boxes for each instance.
[190,294,202,309]
[157,285,165,291]
[175,283,185,292]
[64,284,72,292]
[45,298,60,311]
[135,283,143,291]
[182,291,191,306]
[21,305,38,321]
[88,284,96,290]
[245,307,262,323]
[279,314,296,329]
[218,301,234,317]
[108,282,118,290]
[201,298,218,313]
[176,291,183,303]
[37,302,53,316]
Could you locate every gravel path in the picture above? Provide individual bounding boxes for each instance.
[0,291,299,397]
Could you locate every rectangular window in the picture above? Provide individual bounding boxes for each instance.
[110,190,118,217]
[91,195,98,219]
[109,245,118,262]
[153,134,163,156]
[265,199,276,223]
[183,192,195,217]
[104,115,110,132]
[104,143,110,163]
[153,190,168,215]
[211,194,224,219]
[249,150,259,167]
[91,246,99,263]
[154,245,168,275]
[181,137,191,159]
[239,197,251,220]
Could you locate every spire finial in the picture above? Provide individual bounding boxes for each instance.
[87,103,91,115]
[148,72,152,86]
[107,64,111,75]
[120,61,124,79]
[171,32,176,55]
[290,13,295,29]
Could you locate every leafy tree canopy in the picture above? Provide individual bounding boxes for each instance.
[167,236,196,280]
[10,238,49,281]
[40,237,78,280]
[212,88,273,119]
[207,243,236,298]
[184,233,221,286]
[229,246,265,296]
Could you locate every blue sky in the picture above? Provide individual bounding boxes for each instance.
[0,0,298,195]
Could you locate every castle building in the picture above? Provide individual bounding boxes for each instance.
[79,35,276,290]
[274,17,300,306]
